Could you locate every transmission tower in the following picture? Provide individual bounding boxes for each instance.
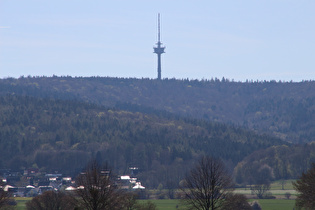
[153,13,165,80]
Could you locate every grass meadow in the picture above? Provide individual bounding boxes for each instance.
[14,180,298,209]
[15,198,296,210]
[141,199,296,210]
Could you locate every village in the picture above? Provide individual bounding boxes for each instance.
[0,167,145,198]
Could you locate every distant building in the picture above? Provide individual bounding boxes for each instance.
[118,174,145,190]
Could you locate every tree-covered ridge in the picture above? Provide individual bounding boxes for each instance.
[234,143,315,184]
[1,76,314,142]
[244,97,315,143]
[0,95,285,187]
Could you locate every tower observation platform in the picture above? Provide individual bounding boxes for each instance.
[153,13,165,80]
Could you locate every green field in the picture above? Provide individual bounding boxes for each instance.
[14,197,31,210]
[269,179,296,190]
[14,198,295,210]
[147,199,296,210]
[140,199,182,209]
[234,179,297,199]
[143,199,296,210]
[253,199,295,210]
[14,180,298,210]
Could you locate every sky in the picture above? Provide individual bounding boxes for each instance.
[1,0,315,82]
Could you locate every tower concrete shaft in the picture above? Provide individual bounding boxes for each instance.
[153,13,165,80]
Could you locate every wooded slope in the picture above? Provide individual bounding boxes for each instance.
[234,143,315,184]
[1,76,314,143]
[0,94,285,187]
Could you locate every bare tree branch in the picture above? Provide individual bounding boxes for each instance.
[75,161,126,210]
[26,191,77,210]
[0,180,12,209]
[181,156,234,210]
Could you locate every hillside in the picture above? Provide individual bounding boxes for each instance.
[0,94,285,188]
[1,76,314,143]
[234,143,315,183]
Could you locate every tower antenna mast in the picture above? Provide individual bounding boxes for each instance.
[158,13,161,42]
[153,13,165,80]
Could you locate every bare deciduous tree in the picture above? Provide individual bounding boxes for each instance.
[293,163,315,209]
[180,156,234,210]
[284,192,291,200]
[222,194,252,210]
[134,201,157,210]
[250,164,273,198]
[250,183,270,199]
[0,180,12,209]
[75,161,126,210]
[250,201,262,210]
[120,192,138,210]
[26,190,77,210]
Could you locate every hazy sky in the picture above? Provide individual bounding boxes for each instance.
[1,1,314,81]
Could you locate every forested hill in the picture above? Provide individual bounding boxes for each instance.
[0,95,285,187]
[1,76,314,143]
[234,143,315,183]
